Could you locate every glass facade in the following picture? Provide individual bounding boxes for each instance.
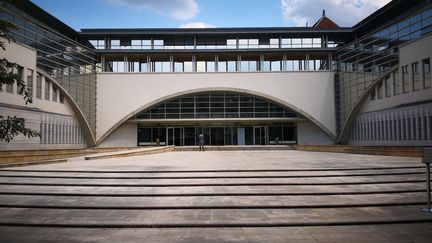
[137,123,297,146]
[133,92,298,120]
[134,92,299,146]
[103,53,332,73]
[0,2,98,136]
[90,36,339,50]
[335,5,432,137]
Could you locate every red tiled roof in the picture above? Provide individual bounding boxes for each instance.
[313,10,339,28]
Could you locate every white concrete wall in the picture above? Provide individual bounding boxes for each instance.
[96,71,336,142]
[297,121,334,145]
[0,39,76,116]
[0,40,86,150]
[98,123,137,148]
[399,33,432,67]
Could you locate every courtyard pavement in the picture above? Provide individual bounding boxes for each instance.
[0,150,431,242]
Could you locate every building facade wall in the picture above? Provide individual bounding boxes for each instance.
[98,123,137,148]
[348,33,432,146]
[0,39,87,150]
[297,121,335,145]
[96,71,336,145]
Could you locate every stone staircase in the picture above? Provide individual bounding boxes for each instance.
[0,165,430,228]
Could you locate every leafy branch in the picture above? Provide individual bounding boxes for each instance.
[0,18,40,143]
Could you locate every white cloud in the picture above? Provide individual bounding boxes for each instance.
[281,0,392,27]
[106,0,199,20]
[179,22,216,28]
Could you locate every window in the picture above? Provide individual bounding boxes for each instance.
[412,62,420,91]
[218,61,227,72]
[5,66,16,93]
[59,93,64,104]
[17,66,24,94]
[128,61,140,72]
[271,60,281,71]
[370,87,376,100]
[174,61,184,72]
[135,92,297,120]
[153,40,164,49]
[195,57,216,72]
[153,61,170,72]
[89,40,105,49]
[106,60,126,72]
[52,86,58,102]
[196,61,206,72]
[227,61,237,72]
[110,40,120,49]
[385,76,391,97]
[292,38,302,48]
[281,38,291,48]
[270,38,279,48]
[377,81,383,99]
[45,79,50,100]
[138,40,149,49]
[240,57,259,72]
[402,65,409,93]
[207,61,215,72]
[226,39,237,49]
[36,73,42,99]
[27,69,33,97]
[423,58,431,89]
[393,70,400,95]
[238,39,259,49]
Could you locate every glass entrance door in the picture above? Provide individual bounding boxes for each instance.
[167,127,183,146]
[254,126,266,145]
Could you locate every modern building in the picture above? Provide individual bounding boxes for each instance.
[0,0,431,150]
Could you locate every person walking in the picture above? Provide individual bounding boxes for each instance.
[198,133,205,151]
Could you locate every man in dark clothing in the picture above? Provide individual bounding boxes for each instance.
[198,133,205,151]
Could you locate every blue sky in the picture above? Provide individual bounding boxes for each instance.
[32,0,391,30]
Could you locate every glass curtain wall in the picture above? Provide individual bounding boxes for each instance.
[0,2,98,135]
[133,92,297,120]
[335,6,432,137]
[137,123,297,146]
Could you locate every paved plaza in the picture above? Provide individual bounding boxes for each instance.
[0,150,431,242]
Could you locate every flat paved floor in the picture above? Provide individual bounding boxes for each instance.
[0,150,431,242]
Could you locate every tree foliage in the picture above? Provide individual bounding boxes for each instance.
[0,18,40,143]
[0,116,40,143]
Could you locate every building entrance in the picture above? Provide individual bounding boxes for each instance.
[167,127,183,146]
[138,123,296,146]
[254,126,266,145]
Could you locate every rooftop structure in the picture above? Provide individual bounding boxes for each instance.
[0,0,431,149]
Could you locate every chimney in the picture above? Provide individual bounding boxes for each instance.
[322,9,326,17]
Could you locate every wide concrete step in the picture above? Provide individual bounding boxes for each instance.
[0,174,426,187]
[0,168,425,178]
[2,165,424,173]
[0,192,426,208]
[0,205,431,227]
[0,183,424,195]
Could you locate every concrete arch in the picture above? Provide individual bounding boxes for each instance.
[338,65,399,144]
[37,69,96,147]
[97,87,336,146]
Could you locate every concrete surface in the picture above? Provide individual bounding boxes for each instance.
[0,150,431,242]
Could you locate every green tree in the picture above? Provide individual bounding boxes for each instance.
[0,19,40,143]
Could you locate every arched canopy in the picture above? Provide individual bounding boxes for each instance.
[96,87,336,145]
